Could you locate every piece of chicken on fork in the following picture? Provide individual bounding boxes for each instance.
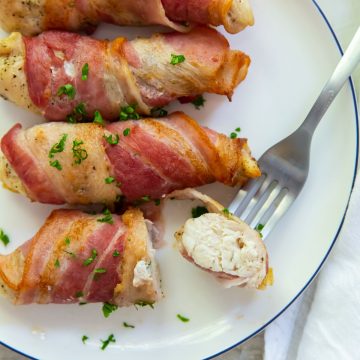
[171,189,273,289]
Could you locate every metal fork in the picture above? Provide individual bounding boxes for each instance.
[229,27,360,239]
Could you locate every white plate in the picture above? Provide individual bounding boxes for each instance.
[0,0,358,359]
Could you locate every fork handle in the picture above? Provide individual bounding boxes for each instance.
[301,26,360,135]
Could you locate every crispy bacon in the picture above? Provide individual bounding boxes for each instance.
[0,112,261,205]
[0,28,250,122]
[0,209,161,305]
[0,0,254,36]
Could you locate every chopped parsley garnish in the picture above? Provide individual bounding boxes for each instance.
[49,160,62,171]
[65,237,71,246]
[0,229,9,246]
[75,291,84,298]
[112,250,120,257]
[123,128,130,136]
[191,206,208,218]
[83,249,98,266]
[82,335,89,344]
[72,139,88,165]
[57,84,76,99]
[79,302,87,306]
[54,259,60,268]
[120,104,140,121]
[104,133,119,145]
[102,302,118,318]
[177,314,190,322]
[154,199,161,206]
[93,110,104,126]
[105,177,115,184]
[67,115,77,124]
[74,103,87,116]
[123,322,135,329]
[94,268,107,274]
[222,208,231,216]
[100,334,115,350]
[134,300,155,309]
[191,95,206,109]
[67,103,87,123]
[255,223,264,238]
[230,127,241,139]
[81,63,89,81]
[97,208,113,224]
[133,195,151,206]
[150,107,168,118]
[49,134,68,158]
[170,54,186,65]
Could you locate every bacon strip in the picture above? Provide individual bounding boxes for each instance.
[0,0,254,36]
[0,209,161,305]
[0,112,261,205]
[0,28,250,122]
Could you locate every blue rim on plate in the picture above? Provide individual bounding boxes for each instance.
[0,1,358,359]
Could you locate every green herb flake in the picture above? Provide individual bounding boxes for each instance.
[82,335,89,344]
[230,132,237,139]
[81,63,89,81]
[112,250,120,257]
[54,259,60,268]
[123,128,130,136]
[154,199,161,206]
[134,300,155,309]
[67,115,77,124]
[191,206,208,219]
[105,177,115,184]
[49,134,68,159]
[74,103,87,116]
[93,110,104,126]
[150,107,168,118]
[120,104,140,121]
[79,302,87,306]
[123,322,135,329]
[94,268,107,274]
[83,249,98,266]
[170,54,186,65]
[191,95,206,110]
[235,127,241,132]
[57,84,76,99]
[97,208,113,224]
[177,314,190,323]
[0,229,10,246]
[103,133,120,145]
[222,208,231,216]
[102,302,118,318]
[75,291,84,298]
[67,103,87,123]
[65,237,71,246]
[255,223,264,238]
[49,160,62,171]
[100,334,115,350]
[72,139,88,165]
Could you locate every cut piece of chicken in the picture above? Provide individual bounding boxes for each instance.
[172,188,270,289]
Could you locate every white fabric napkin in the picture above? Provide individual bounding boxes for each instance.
[265,170,360,360]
